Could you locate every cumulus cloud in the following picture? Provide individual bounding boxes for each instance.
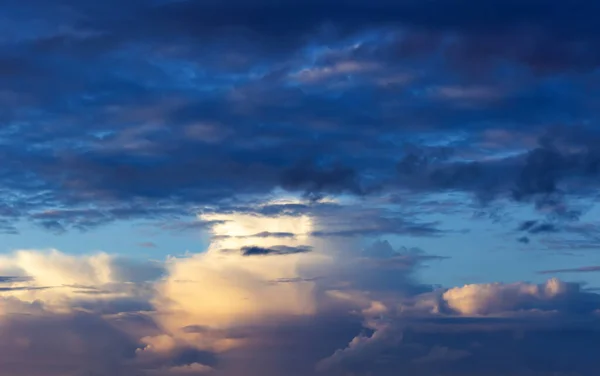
[0,202,441,374]
[0,249,161,314]
[153,206,600,375]
[318,278,600,374]
[440,278,600,316]
[1,205,599,375]
[0,252,160,375]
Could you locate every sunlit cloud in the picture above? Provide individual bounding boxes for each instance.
[0,250,160,314]
[0,201,599,375]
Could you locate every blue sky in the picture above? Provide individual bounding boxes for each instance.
[1,1,600,375]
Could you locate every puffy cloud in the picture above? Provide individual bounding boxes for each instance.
[318,278,600,374]
[150,247,323,331]
[0,249,162,314]
[0,249,599,376]
[1,206,600,375]
[0,202,421,373]
[148,206,600,375]
[0,203,436,373]
[0,250,165,375]
[441,278,598,316]
[142,206,333,357]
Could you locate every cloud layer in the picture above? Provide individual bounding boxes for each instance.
[0,208,598,375]
[0,0,599,235]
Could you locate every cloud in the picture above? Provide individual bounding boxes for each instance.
[1,220,600,375]
[0,249,161,314]
[0,305,141,376]
[518,220,559,234]
[0,205,446,374]
[538,266,600,275]
[440,278,599,316]
[213,231,297,240]
[280,161,367,198]
[0,252,158,375]
[16,0,600,74]
[149,244,325,333]
[0,0,598,233]
[239,245,313,256]
[150,208,600,375]
[318,278,600,375]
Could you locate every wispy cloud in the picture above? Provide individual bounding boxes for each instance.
[538,266,600,275]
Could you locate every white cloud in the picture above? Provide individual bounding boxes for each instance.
[442,278,588,316]
[0,249,159,314]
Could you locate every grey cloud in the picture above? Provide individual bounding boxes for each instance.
[1,0,599,233]
[518,220,559,234]
[0,286,52,292]
[538,266,600,275]
[269,277,323,284]
[159,219,227,233]
[0,276,32,283]
[240,245,313,256]
[212,231,297,241]
[318,278,600,376]
[0,309,142,376]
[251,231,296,238]
[326,327,600,376]
[19,0,600,74]
[281,161,368,198]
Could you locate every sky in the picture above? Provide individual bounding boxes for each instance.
[1,0,600,375]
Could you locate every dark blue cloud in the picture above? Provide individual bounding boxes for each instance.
[239,245,312,256]
[0,0,598,234]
